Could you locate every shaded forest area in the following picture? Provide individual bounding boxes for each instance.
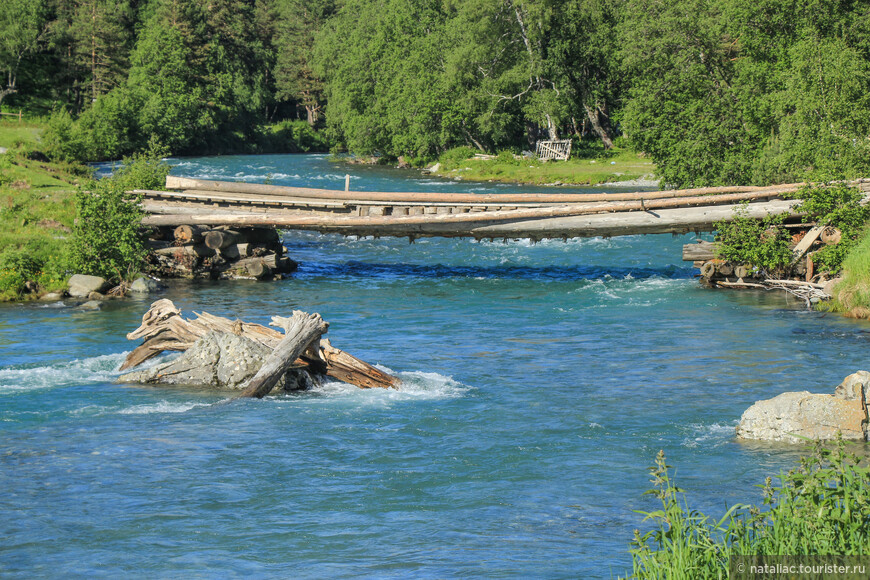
[2,0,869,187]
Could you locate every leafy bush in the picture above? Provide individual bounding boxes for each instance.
[715,204,792,274]
[496,149,520,166]
[0,249,41,300]
[70,148,169,282]
[824,230,870,318]
[716,183,870,276]
[785,183,870,275]
[42,108,84,162]
[438,146,478,169]
[628,440,870,579]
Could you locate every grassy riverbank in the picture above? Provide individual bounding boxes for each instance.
[432,145,656,186]
[826,229,870,318]
[0,118,84,300]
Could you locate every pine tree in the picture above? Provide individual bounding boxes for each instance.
[274,0,336,125]
[68,0,134,105]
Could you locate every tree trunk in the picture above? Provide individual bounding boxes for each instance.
[545,114,559,140]
[0,87,17,110]
[305,104,319,126]
[584,104,614,149]
[238,312,329,398]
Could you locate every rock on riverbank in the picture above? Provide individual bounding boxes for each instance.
[736,371,870,443]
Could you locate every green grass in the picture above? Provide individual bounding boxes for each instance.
[435,145,656,186]
[825,228,870,318]
[0,117,47,149]
[626,440,870,579]
[0,119,87,300]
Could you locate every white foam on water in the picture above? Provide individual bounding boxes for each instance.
[681,421,737,448]
[0,352,128,394]
[278,369,470,403]
[118,401,212,415]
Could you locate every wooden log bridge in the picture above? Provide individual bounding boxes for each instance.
[138,176,870,241]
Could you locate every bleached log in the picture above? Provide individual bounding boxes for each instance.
[154,244,216,258]
[238,312,329,399]
[121,299,400,390]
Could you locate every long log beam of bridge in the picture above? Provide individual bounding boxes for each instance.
[138,176,870,240]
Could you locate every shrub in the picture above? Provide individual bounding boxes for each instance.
[42,108,84,162]
[627,439,870,579]
[438,146,478,169]
[715,183,870,276]
[715,204,792,274]
[70,148,169,282]
[825,230,870,318]
[0,249,41,300]
[785,183,870,275]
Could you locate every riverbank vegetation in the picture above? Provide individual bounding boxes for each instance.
[0,118,167,300]
[715,182,870,279]
[432,144,654,186]
[3,0,867,187]
[627,440,870,578]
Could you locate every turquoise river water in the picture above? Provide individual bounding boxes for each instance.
[2,154,870,578]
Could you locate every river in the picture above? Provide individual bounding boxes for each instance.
[2,154,869,578]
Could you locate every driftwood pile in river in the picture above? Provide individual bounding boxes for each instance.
[145,225,297,280]
[118,299,399,397]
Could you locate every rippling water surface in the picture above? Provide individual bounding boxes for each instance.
[3,155,870,578]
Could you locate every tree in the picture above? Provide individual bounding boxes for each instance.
[314,0,465,157]
[445,0,564,146]
[619,0,870,187]
[274,0,336,126]
[0,0,48,109]
[68,0,134,104]
[548,0,622,148]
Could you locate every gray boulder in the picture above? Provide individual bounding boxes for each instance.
[737,372,870,443]
[39,292,64,301]
[129,277,164,294]
[78,300,103,311]
[68,274,109,298]
[118,331,316,393]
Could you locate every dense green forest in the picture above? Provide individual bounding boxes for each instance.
[2,0,869,186]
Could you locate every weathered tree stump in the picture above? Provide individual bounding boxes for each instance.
[121,299,399,391]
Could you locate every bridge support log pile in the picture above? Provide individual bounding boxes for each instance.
[146,225,297,280]
[119,299,399,393]
[682,223,847,290]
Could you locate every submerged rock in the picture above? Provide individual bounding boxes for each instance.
[737,372,870,443]
[129,277,164,294]
[118,331,317,393]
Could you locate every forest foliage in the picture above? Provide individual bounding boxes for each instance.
[2,0,869,187]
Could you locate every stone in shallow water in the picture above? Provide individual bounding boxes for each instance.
[129,277,164,294]
[68,274,109,298]
[118,331,316,393]
[736,371,870,443]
